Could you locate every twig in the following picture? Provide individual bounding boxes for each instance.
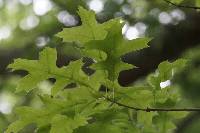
[163,0,200,9]
[106,97,200,112]
[79,79,200,112]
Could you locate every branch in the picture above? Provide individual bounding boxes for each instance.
[106,97,200,112]
[163,0,200,9]
[79,75,200,112]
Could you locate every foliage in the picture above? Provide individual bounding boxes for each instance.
[5,7,191,133]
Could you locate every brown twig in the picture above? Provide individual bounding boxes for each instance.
[79,79,200,112]
[106,97,200,112]
[163,0,200,9]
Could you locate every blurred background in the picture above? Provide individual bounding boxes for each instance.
[0,0,200,132]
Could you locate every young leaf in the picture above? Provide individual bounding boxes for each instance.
[50,114,88,133]
[56,7,116,44]
[8,47,100,95]
[6,98,89,133]
[148,59,187,90]
[75,109,140,133]
[154,112,176,133]
[5,107,51,133]
[8,47,58,93]
[86,20,151,81]
[137,111,158,133]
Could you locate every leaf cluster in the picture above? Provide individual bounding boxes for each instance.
[6,7,188,133]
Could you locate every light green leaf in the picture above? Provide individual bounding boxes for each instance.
[5,107,51,133]
[118,89,154,108]
[6,103,89,133]
[154,112,177,133]
[8,47,99,95]
[76,109,139,133]
[81,49,107,62]
[148,59,187,90]
[50,114,88,133]
[137,111,158,133]
[8,48,58,93]
[5,120,28,133]
[86,21,151,80]
[137,111,157,127]
[56,7,116,44]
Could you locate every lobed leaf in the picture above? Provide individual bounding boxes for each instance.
[56,7,117,44]
[8,47,101,95]
[86,20,151,81]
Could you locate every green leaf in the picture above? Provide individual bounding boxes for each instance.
[158,59,187,81]
[8,47,57,93]
[81,49,107,62]
[6,93,92,133]
[137,111,157,133]
[118,89,154,108]
[5,107,51,133]
[56,7,116,44]
[6,5,190,133]
[8,47,100,95]
[148,59,187,90]
[5,120,28,133]
[154,112,177,133]
[6,102,89,133]
[86,20,151,80]
[137,111,156,127]
[50,114,88,133]
[76,109,139,133]
[56,7,149,80]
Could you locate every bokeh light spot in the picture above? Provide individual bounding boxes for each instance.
[57,11,78,26]
[33,0,53,16]
[20,15,40,30]
[88,0,104,13]
[0,26,12,41]
[158,12,172,25]
[36,36,50,47]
